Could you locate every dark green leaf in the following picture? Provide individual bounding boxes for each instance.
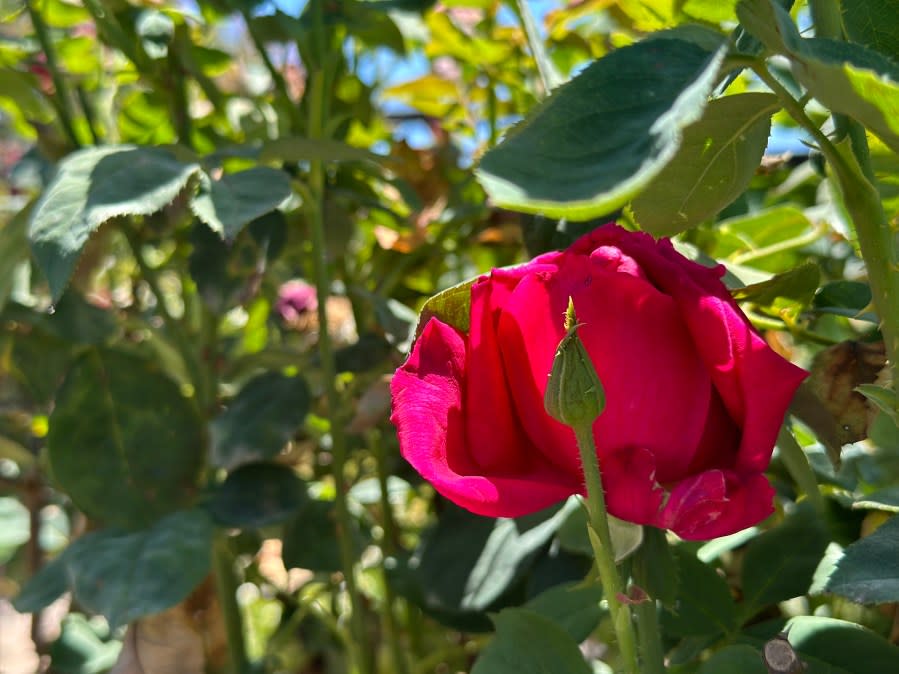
[632,92,779,235]
[632,526,679,607]
[741,505,830,617]
[742,615,899,674]
[854,485,899,513]
[825,514,899,603]
[855,384,899,427]
[698,644,767,674]
[191,168,291,240]
[843,0,899,63]
[28,145,201,301]
[661,547,738,637]
[813,281,871,318]
[476,39,725,220]
[412,500,577,614]
[211,372,310,471]
[48,349,204,529]
[470,609,592,674]
[282,498,364,573]
[15,509,213,629]
[523,582,603,643]
[207,463,307,528]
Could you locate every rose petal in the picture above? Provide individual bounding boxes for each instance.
[601,446,666,525]
[660,470,775,540]
[391,318,576,518]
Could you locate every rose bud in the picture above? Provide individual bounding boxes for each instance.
[390,224,807,540]
[544,298,606,428]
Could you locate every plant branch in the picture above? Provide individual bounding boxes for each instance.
[514,0,561,93]
[305,3,372,668]
[213,533,249,674]
[25,0,80,148]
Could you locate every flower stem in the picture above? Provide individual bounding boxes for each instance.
[634,600,666,674]
[306,4,372,667]
[573,425,639,674]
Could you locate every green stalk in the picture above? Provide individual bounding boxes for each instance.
[306,3,372,667]
[753,64,899,394]
[633,600,666,674]
[25,0,80,148]
[574,426,639,674]
[514,0,561,92]
[371,431,410,674]
[213,533,249,674]
[777,424,825,513]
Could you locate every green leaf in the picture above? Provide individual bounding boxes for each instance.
[738,0,899,153]
[0,201,30,313]
[207,463,306,528]
[191,168,291,240]
[523,583,603,643]
[211,372,310,471]
[812,280,876,320]
[698,644,767,674]
[28,145,201,301]
[743,616,899,674]
[842,0,899,66]
[415,275,478,336]
[855,384,899,426]
[632,92,779,236]
[825,514,899,604]
[557,504,643,562]
[730,261,821,307]
[740,505,830,617]
[260,136,384,164]
[14,509,213,629]
[282,498,363,573]
[476,38,726,221]
[471,609,592,674]
[412,500,578,615]
[47,349,204,529]
[632,526,678,607]
[661,547,738,637]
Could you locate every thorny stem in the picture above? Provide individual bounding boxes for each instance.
[573,425,639,674]
[307,2,373,669]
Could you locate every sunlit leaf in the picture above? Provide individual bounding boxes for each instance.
[477,38,725,220]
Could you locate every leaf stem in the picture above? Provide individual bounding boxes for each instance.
[306,3,372,668]
[25,0,80,148]
[573,425,639,674]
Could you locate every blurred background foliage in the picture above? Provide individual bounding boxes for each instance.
[0,0,898,673]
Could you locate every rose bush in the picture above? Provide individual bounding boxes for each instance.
[391,224,807,540]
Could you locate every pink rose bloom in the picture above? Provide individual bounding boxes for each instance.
[276,280,318,323]
[390,224,807,540]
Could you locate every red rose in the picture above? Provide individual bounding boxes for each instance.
[390,224,807,540]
